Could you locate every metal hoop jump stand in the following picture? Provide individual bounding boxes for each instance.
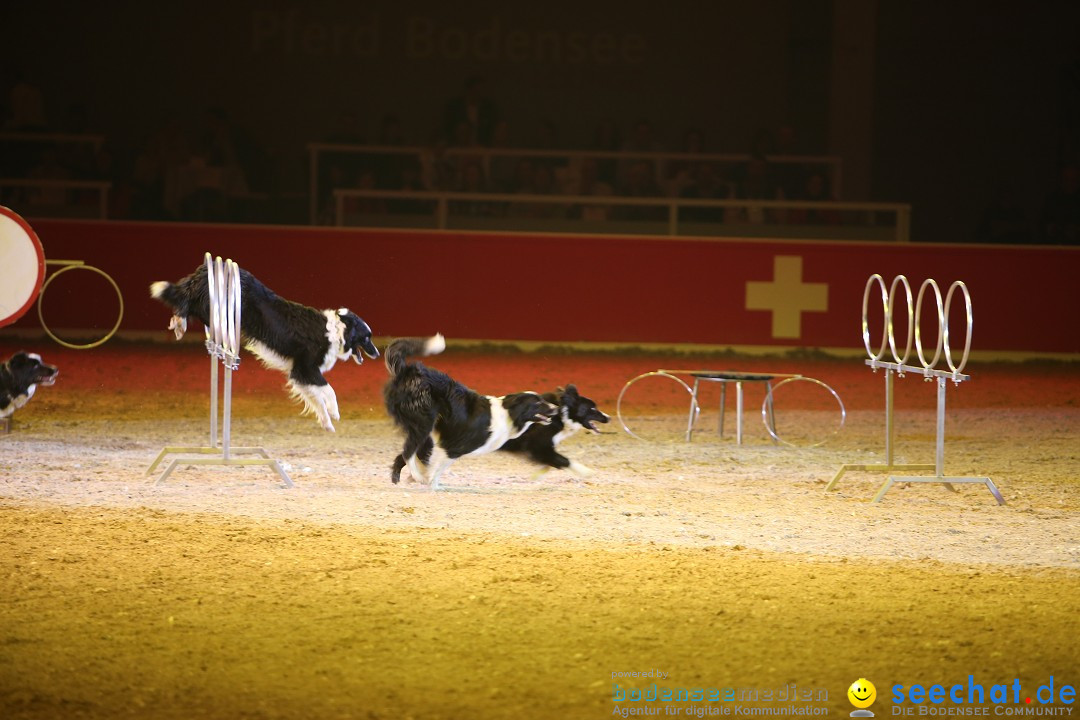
[147,253,293,487]
[826,274,1004,504]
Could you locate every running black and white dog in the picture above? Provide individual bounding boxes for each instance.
[150,263,379,432]
[1,352,58,421]
[383,334,558,489]
[499,384,610,479]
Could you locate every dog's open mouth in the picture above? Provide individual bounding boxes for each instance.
[37,372,58,386]
[584,413,611,433]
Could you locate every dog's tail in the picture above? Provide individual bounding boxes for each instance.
[149,263,207,317]
[149,280,183,308]
[384,334,445,376]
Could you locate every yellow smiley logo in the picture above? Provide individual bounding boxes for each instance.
[848,678,877,709]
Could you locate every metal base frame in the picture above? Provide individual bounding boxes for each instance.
[147,446,293,486]
[828,361,1003,505]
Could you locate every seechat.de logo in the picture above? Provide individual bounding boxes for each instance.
[891,676,1075,715]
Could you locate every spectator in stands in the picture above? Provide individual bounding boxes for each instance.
[619,118,663,191]
[443,118,486,191]
[450,160,498,217]
[341,168,387,220]
[386,157,434,217]
[616,159,665,221]
[128,133,168,220]
[679,162,733,223]
[508,161,563,219]
[442,75,499,146]
[589,117,621,187]
[567,156,615,221]
[771,123,806,201]
[5,69,46,132]
[26,146,72,209]
[486,119,517,192]
[734,156,781,224]
[666,127,706,197]
[1038,162,1080,244]
[786,169,842,226]
[373,112,407,189]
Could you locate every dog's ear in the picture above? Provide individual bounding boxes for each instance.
[563,384,579,399]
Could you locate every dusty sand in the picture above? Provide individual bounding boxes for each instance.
[1,340,1078,719]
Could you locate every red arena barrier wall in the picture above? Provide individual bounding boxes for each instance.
[9,219,1080,356]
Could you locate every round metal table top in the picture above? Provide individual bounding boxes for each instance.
[658,369,802,382]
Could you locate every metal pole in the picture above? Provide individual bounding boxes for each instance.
[685,377,700,441]
[936,377,946,477]
[210,357,218,448]
[223,367,232,460]
[736,381,744,445]
[884,369,894,466]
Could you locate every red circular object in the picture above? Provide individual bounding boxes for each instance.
[0,206,46,327]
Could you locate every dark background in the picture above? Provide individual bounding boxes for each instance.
[2,0,1078,243]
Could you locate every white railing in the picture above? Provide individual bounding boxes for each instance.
[0,178,111,219]
[307,142,844,225]
[331,188,911,242]
[0,131,106,152]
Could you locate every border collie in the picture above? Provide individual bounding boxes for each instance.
[150,263,379,432]
[500,384,610,479]
[383,334,558,490]
[1,352,58,422]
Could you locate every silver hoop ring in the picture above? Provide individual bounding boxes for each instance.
[862,274,888,361]
[616,371,699,441]
[37,262,124,350]
[226,259,241,368]
[914,278,944,370]
[887,275,913,366]
[760,376,846,448]
[943,280,973,374]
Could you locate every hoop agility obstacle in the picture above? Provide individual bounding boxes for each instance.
[826,274,1004,504]
[0,205,123,349]
[147,253,293,487]
[617,369,845,447]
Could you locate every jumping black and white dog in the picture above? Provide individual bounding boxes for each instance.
[383,334,558,489]
[150,263,379,432]
[1,352,59,421]
[499,384,610,479]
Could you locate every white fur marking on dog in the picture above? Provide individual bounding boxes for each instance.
[287,381,336,431]
[321,309,349,371]
[459,397,518,457]
[246,340,294,373]
[553,407,584,446]
[426,333,446,355]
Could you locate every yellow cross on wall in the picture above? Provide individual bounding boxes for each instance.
[745,255,828,339]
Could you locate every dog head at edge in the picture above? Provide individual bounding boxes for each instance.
[337,308,380,364]
[502,392,559,429]
[558,384,610,433]
[4,352,59,393]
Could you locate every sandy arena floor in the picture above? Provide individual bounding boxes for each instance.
[1,340,1078,719]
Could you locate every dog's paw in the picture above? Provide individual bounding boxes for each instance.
[568,460,594,478]
[168,315,187,340]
